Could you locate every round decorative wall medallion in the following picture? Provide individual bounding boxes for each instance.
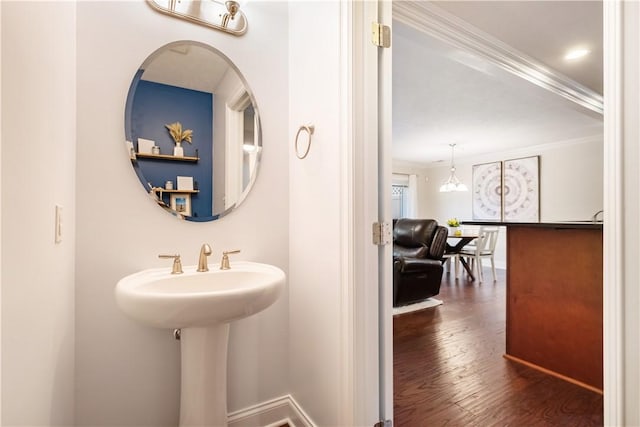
[472,162,502,220]
[504,157,539,222]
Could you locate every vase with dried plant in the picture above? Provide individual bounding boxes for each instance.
[165,121,193,157]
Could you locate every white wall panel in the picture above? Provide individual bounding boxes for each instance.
[288,1,343,425]
[1,2,77,424]
[75,2,289,425]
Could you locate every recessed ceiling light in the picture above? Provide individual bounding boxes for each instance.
[564,48,590,61]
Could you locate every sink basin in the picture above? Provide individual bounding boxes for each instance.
[116,261,285,328]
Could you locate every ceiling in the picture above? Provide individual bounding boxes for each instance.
[433,1,603,94]
[142,43,232,94]
[393,1,604,165]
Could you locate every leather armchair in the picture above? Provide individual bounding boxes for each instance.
[393,219,448,307]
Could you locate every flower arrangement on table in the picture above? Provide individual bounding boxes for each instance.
[165,121,193,156]
[447,218,462,236]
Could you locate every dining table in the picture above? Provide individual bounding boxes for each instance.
[445,232,479,280]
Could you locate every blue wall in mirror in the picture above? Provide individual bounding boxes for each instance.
[131,80,213,219]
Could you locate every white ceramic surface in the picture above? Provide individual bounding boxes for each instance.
[115,261,286,328]
[115,261,285,426]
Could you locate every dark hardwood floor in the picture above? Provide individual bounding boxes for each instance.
[393,267,603,426]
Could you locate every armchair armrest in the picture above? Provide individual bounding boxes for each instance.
[429,226,448,259]
[396,257,443,273]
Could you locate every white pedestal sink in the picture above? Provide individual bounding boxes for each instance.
[115,261,285,426]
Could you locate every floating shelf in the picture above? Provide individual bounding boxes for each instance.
[136,153,199,162]
[151,188,199,194]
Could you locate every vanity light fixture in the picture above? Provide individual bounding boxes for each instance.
[147,0,248,36]
[440,143,468,192]
[564,47,590,61]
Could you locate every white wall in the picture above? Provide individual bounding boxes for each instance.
[289,1,344,425]
[394,137,604,269]
[0,2,3,421]
[420,137,604,222]
[75,2,289,425]
[1,2,76,425]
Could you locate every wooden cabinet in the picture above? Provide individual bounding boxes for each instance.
[505,226,603,393]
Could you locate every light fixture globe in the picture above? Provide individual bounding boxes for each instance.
[439,179,468,192]
[440,144,468,192]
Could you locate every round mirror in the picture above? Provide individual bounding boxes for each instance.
[125,41,262,222]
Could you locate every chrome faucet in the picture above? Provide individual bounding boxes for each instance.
[220,250,240,270]
[592,209,604,223]
[158,254,183,274]
[197,243,213,272]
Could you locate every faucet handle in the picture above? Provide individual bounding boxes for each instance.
[220,250,241,270]
[158,254,183,274]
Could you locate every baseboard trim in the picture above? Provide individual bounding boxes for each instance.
[504,354,603,395]
[228,395,316,427]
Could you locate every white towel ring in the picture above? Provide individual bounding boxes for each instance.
[295,125,315,159]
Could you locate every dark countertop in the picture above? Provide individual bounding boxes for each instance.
[462,221,603,230]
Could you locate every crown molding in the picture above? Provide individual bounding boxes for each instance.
[405,133,603,170]
[393,1,604,115]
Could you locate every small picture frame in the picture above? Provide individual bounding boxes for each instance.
[170,194,192,217]
[177,176,194,191]
[137,138,155,154]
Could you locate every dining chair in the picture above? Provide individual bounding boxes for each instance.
[459,226,499,282]
[441,251,460,279]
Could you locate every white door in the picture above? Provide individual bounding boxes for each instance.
[377,0,394,423]
[353,0,393,424]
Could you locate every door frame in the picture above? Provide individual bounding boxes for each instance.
[602,1,639,425]
[377,0,394,423]
[356,1,637,425]
[340,1,389,425]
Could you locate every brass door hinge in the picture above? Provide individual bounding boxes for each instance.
[372,222,392,245]
[372,22,391,48]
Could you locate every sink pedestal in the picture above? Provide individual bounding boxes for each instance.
[179,325,230,427]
